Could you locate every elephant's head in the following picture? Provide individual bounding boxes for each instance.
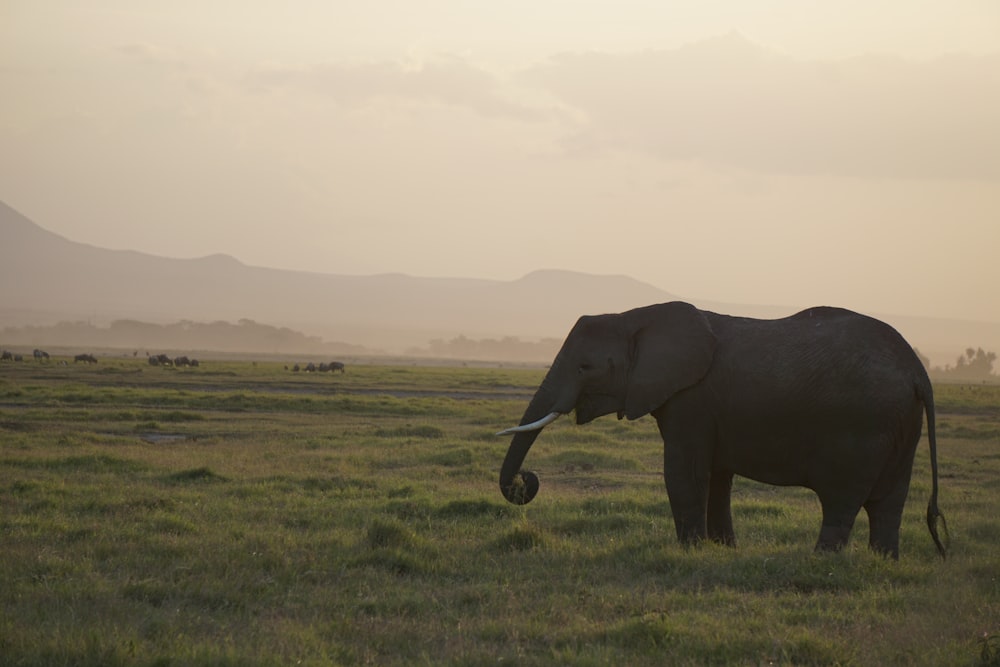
[497,301,717,505]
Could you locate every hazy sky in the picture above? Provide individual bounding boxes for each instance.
[2,1,999,322]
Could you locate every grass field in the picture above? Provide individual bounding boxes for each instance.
[1,357,998,666]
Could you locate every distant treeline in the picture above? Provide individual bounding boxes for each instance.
[7,319,997,374]
[916,347,997,382]
[1,319,369,356]
[410,335,562,363]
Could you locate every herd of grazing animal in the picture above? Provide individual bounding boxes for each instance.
[1,348,50,363]
[0,349,101,364]
[147,353,200,367]
[289,361,346,373]
[2,349,345,375]
[0,349,203,368]
[0,349,99,364]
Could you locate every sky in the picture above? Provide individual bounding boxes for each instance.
[2,1,999,322]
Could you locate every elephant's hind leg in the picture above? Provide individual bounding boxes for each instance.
[863,435,918,559]
[864,499,903,559]
[809,438,884,553]
[814,496,862,553]
[863,477,913,560]
[815,523,854,552]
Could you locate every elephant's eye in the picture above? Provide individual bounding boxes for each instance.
[578,363,593,374]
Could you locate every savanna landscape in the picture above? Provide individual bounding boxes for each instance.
[1,356,999,666]
[5,4,999,666]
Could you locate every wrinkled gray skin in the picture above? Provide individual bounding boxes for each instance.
[499,302,947,559]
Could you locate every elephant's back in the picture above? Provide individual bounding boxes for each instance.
[706,308,925,411]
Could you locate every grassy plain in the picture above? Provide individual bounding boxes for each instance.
[1,357,998,666]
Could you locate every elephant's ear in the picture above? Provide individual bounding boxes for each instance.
[623,302,717,420]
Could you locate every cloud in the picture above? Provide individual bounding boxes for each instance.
[117,43,188,70]
[248,56,546,122]
[525,33,1000,180]
[117,43,220,99]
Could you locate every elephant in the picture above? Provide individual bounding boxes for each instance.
[497,301,947,559]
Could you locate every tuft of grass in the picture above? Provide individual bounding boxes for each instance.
[945,425,1000,440]
[980,634,1000,667]
[356,518,433,576]
[547,448,642,471]
[494,523,547,552]
[374,424,445,439]
[435,498,511,519]
[734,501,789,519]
[426,446,474,467]
[164,467,225,484]
[3,454,144,474]
[156,410,205,423]
[352,549,425,576]
[365,518,417,550]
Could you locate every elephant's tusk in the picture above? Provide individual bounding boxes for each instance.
[496,412,562,436]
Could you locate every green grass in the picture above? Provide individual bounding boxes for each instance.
[0,360,998,665]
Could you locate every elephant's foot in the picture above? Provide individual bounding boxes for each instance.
[868,539,900,560]
[708,531,736,547]
[814,524,852,553]
[672,513,709,546]
[865,499,904,560]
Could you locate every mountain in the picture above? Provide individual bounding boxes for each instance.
[0,201,676,353]
[2,200,997,365]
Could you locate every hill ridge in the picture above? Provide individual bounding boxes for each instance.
[2,200,997,365]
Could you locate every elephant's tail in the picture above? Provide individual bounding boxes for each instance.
[920,378,949,559]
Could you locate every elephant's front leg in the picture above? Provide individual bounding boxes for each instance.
[707,470,735,546]
[662,441,711,545]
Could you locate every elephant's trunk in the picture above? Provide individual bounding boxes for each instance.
[498,381,563,505]
[499,430,543,505]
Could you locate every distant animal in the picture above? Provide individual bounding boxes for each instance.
[319,362,345,373]
[292,364,300,372]
[1,350,12,361]
[305,362,317,373]
[189,359,199,368]
[74,353,98,364]
[33,349,49,361]
[13,354,23,362]
[148,353,173,366]
[174,356,191,367]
